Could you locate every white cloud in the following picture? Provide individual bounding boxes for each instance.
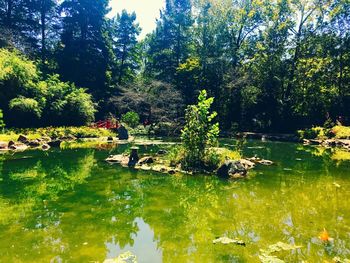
[109,0,165,39]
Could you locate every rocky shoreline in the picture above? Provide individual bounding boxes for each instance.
[303,138,350,151]
[106,151,274,179]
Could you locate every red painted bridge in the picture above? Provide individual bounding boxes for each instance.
[90,120,119,129]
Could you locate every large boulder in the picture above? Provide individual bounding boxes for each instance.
[42,144,51,151]
[48,139,62,148]
[106,155,129,166]
[138,156,154,165]
[217,160,247,179]
[8,141,15,148]
[17,135,28,143]
[118,126,129,140]
[28,140,41,147]
[0,141,7,149]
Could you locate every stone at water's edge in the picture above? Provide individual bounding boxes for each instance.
[138,156,154,165]
[118,126,129,140]
[0,142,7,149]
[217,160,248,179]
[17,134,28,143]
[8,141,15,148]
[48,139,62,148]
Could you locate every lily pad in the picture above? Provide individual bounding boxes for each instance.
[261,242,302,254]
[259,253,285,263]
[213,237,246,246]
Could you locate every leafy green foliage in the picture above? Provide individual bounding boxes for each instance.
[331,125,350,139]
[0,49,95,127]
[0,109,5,129]
[121,111,140,128]
[111,10,141,84]
[0,127,114,142]
[181,90,219,169]
[9,97,42,127]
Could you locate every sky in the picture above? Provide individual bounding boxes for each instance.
[109,0,165,39]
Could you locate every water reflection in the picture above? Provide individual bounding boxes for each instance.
[0,141,349,262]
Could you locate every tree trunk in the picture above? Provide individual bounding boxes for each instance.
[40,0,46,62]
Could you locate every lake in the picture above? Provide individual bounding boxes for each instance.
[0,139,349,262]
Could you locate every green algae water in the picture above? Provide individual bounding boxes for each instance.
[0,140,349,262]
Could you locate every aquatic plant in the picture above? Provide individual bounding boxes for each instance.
[180,90,220,169]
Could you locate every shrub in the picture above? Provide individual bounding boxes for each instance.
[0,49,96,127]
[0,109,4,129]
[9,97,42,127]
[297,127,324,140]
[181,90,220,169]
[331,125,350,139]
[121,111,140,128]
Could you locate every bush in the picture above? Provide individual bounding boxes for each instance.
[181,90,220,169]
[0,49,96,127]
[121,111,140,128]
[9,97,42,127]
[0,109,4,129]
[297,127,324,140]
[331,125,350,139]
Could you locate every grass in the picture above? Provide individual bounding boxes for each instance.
[0,126,116,142]
[298,125,350,140]
[165,145,241,171]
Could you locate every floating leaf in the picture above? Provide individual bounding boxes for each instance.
[259,253,285,263]
[333,182,341,188]
[319,229,334,243]
[213,236,246,246]
[262,242,302,254]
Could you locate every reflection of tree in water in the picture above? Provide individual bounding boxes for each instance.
[0,142,349,262]
[0,149,98,261]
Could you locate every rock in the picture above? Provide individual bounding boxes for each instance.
[247,156,262,163]
[240,159,255,169]
[168,169,176,175]
[157,149,168,155]
[28,140,41,147]
[152,165,168,173]
[48,139,62,148]
[258,159,274,166]
[309,139,322,145]
[106,155,129,166]
[9,145,17,150]
[0,141,7,149]
[323,139,337,147]
[118,126,129,140]
[41,136,52,142]
[217,160,247,179]
[42,144,50,151]
[138,156,154,165]
[303,139,310,145]
[17,135,28,143]
[9,143,28,151]
[60,134,76,141]
[107,136,114,141]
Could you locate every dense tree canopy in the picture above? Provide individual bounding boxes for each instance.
[0,0,349,131]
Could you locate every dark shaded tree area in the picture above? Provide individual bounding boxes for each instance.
[0,0,349,131]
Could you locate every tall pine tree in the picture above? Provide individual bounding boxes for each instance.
[58,0,111,98]
[146,0,193,82]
